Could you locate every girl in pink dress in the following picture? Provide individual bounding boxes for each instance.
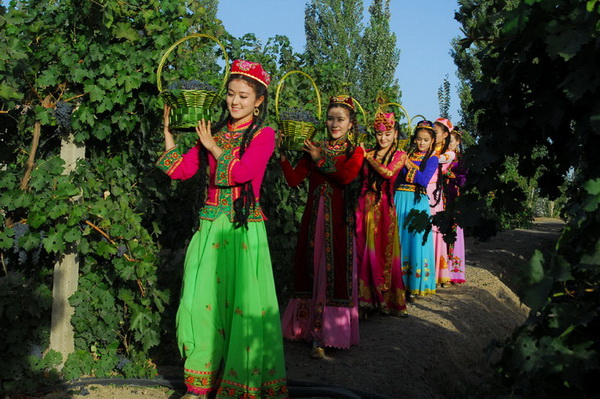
[429,118,455,287]
[355,113,408,317]
[279,95,365,359]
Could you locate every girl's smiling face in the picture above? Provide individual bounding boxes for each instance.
[326,106,353,140]
[226,78,264,122]
[376,128,396,150]
[415,129,434,152]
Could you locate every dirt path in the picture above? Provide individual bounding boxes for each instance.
[34,218,564,399]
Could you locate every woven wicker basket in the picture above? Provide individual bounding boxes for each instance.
[156,33,229,130]
[275,71,322,151]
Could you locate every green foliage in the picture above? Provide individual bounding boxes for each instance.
[0,0,319,393]
[498,179,600,397]
[261,157,307,300]
[304,0,365,97]
[0,0,224,393]
[0,271,59,394]
[454,0,600,396]
[304,0,403,115]
[358,0,401,110]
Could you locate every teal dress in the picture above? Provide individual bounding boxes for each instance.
[394,151,439,297]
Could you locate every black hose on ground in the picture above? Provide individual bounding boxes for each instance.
[51,377,394,399]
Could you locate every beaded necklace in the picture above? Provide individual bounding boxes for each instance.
[321,139,348,157]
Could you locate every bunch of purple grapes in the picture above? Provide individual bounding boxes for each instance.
[357,124,368,136]
[54,101,74,131]
[10,222,43,266]
[280,107,319,125]
[168,80,216,91]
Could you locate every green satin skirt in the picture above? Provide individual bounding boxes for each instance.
[176,214,288,398]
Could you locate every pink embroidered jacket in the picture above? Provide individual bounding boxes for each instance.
[156,120,275,222]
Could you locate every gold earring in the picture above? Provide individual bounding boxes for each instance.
[253,107,260,116]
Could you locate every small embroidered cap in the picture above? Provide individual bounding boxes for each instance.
[415,120,435,131]
[329,95,355,111]
[373,112,395,132]
[434,117,454,132]
[231,59,271,87]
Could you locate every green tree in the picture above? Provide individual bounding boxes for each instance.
[454,0,600,396]
[359,0,401,112]
[437,74,451,119]
[304,0,364,96]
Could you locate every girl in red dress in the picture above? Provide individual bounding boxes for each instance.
[279,95,365,359]
[355,112,408,317]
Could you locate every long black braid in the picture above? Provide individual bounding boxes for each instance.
[431,122,451,208]
[195,74,269,230]
[325,102,360,226]
[366,121,400,207]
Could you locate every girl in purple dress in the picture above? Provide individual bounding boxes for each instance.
[445,129,467,284]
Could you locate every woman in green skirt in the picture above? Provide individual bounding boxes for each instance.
[156,60,287,399]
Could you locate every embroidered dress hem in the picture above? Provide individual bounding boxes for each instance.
[281,196,359,349]
[407,288,437,297]
[448,225,466,284]
[177,215,287,398]
[355,191,407,315]
[395,190,437,296]
[282,298,359,349]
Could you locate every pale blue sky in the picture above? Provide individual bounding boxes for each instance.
[217,0,463,124]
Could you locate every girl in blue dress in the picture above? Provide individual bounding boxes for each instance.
[394,120,439,298]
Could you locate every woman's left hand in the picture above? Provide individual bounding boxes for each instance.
[276,131,287,162]
[196,119,223,158]
[196,118,214,147]
[303,139,321,161]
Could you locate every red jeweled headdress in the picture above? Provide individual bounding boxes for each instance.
[231,59,271,87]
[373,111,395,132]
[329,95,355,111]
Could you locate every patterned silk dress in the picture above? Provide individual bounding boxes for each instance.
[355,150,408,315]
[444,155,468,284]
[394,151,439,297]
[280,140,364,349]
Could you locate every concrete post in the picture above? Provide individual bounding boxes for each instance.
[49,133,85,368]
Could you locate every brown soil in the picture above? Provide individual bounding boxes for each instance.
[32,218,564,399]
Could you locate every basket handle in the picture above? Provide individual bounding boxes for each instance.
[156,33,230,94]
[379,102,416,131]
[275,70,322,121]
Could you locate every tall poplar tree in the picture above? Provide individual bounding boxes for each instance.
[304,0,364,97]
[359,0,400,111]
[437,74,451,119]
